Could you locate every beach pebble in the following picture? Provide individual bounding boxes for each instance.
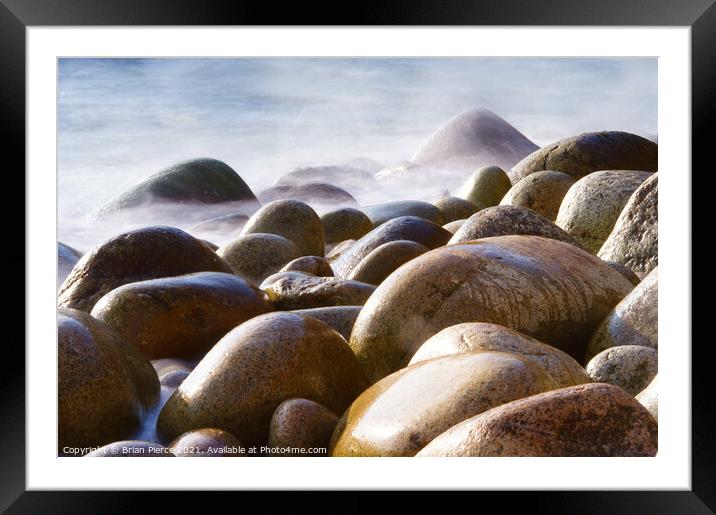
[433,196,479,223]
[500,170,575,221]
[280,255,334,277]
[268,399,338,456]
[347,240,429,286]
[217,232,301,286]
[321,208,374,244]
[586,345,658,396]
[455,165,512,210]
[291,306,362,341]
[261,272,375,310]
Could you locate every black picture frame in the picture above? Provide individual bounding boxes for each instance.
[4,0,714,512]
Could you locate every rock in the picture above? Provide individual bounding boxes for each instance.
[510,131,658,184]
[257,183,357,206]
[417,383,657,456]
[156,312,369,445]
[586,267,658,361]
[361,200,445,227]
[636,375,658,419]
[58,309,159,451]
[280,256,334,277]
[261,272,376,310]
[91,272,270,360]
[598,173,658,273]
[331,216,451,278]
[586,346,658,396]
[241,199,325,257]
[331,351,558,456]
[555,170,652,253]
[268,399,338,456]
[152,359,194,388]
[95,158,258,218]
[433,196,479,223]
[409,323,590,387]
[169,428,244,456]
[200,239,219,251]
[448,205,583,249]
[217,233,301,286]
[58,242,82,290]
[58,226,232,312]
[326,239,355,261]
[442,219,467,234]
[349,235,633,382]
[291,306,362,341]
[500,170,575,221]
[455,166,512,210]
[189,213,249,236]
[85,441,174,457]
[346,240,429,286]
[605,261,641,286]
[320,208,374,244]
[275,165,376,193]
[412,108,539,171]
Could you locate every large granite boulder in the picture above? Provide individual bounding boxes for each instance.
[500,170,575,221]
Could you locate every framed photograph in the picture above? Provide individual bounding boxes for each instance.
[6,0,714,511]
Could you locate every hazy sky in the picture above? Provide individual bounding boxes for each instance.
[58,57,657,246]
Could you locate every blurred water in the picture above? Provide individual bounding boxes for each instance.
[58,57,657,251]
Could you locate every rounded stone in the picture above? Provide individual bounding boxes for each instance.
[331,216,451,278]
[347,240,429,286]
[586,345,658,396]
[58,242,82,290]
[455,166,512,210]
[320,208,374,244]
[169,428,244,457]
[268,399,338,456]
[91,272,270,360]
[59,309,160,451]
[411,107,539,171]
[555,170,652,253]
[509,131,658,184]
[349,235,634,382]
[449,205,583,249]
[417,383,658,456]
[500,170,575,221]
[280,256,334,277]
[85,441,174,457]
[433,196,479,223]
[58,226,233,312]
[442,219,467,234]
[636,375,658,420]
[586,267,658,361]
[605,261,641,286]
[240,199,325,257]
[598,173,658,273]
[260,272,376,310]
[257,182,357,206]
[410,323,590,388]
[326,239,356,261]
[217,232,301,286]
[331,351,559,457]
[361,200,445,227]
[156,312,369,446]
[95,158,258,219]
[291,306,362,341]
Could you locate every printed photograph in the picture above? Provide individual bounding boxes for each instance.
[57,57,658,457]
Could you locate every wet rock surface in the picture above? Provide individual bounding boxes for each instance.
[217,233,301,286]
[280,255,334,277]
[417,383,658,456]
[433,196,479,223]
[347,240,429,286]
[91,272,270,360]
[349,235,633,382]
[268,399,338,456]
[455,165,512,210]
[58,226,232,312]
[156,312,369,446]
[362,200,445,227]
[320,208,374,244]
[586,345,658,396]
[260,272,376,310]
[500,170,575,221]
[58,242,82,290]
[291,306,362,341]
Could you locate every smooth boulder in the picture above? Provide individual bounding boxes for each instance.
[58,242,82,290]
[410,322,590,387]
[586,267,658,360]
[455,165,512,210]
[636,375,658,420]
[280,256,334,277]
[331,351,558,457]
[320,208,374,244]
[361,200,444,227]
[261,272,376,310]
[500,170,575,221]
[291,306,362,341]
[347,240,429,286]
[91,272,270,360]
[442,219,467,234]
[268,399,338,456]
[556,170,652,253]
[58,226,232,312]
[240,199,325,257]
[217,233,301,286]
[418,383,658,456]
[257,182,357,206]
[156,312,369,446]
[509,131,658,184]
[349,235,634,382]
[59,309,159,451]
[598,173,658,273]
[433,196,479,223]
[586,345,658,396]
[449,205,583,249]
